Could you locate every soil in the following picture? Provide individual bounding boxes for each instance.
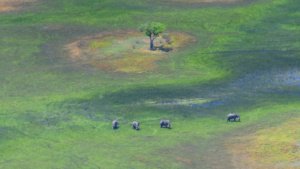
[0,0,36,12]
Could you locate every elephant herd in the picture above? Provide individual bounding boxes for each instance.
[112,113,240,130]
[112,119,171,130]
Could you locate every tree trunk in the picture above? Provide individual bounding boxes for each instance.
[150,38,154,50]
[150,34,155,50]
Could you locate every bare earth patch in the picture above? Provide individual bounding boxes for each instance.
[226,118,300,169]
[65,31,196,73]
[0,0,36,12]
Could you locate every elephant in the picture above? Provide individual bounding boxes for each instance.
[160,120,171,128]
[227,113,240,122]
[112,119,119,129]
[131,121,140,130]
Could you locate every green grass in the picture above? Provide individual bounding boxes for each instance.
[0,0,299,168]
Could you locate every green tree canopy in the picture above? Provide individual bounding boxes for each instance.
[139,22,166,50]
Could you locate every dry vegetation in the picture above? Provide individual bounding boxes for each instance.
[0,0,36,12]
[166,0,243,4]
[227,118,300,169]
[65,31,196,73]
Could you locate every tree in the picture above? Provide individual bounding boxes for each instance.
[139,22,166,51]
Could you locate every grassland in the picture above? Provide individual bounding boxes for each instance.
[0,0,299,168]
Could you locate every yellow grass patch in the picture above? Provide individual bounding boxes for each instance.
[65,31,196,73]
[91,55,164,73]
[227,118,300,169]
[176,156,193,165]
[0,0,36,12]
[166,0,243,4]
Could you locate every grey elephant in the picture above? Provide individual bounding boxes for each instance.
[131,121,140,130]
[227,113,240,122]
[160,120,171,128]
[112,119,119,129]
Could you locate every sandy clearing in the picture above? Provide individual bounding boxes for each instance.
[65,30,196,73]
